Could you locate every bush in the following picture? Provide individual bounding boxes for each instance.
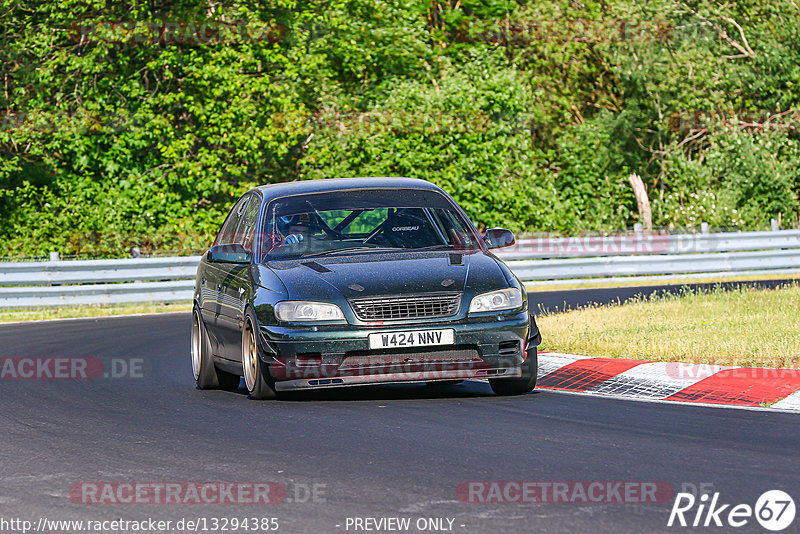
[297,56,565,232]
[656,130,800,229]
[2,0,800,257]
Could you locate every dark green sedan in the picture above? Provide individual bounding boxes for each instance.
[191,177,541,399]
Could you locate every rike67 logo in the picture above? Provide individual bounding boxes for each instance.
[668,490,795,531]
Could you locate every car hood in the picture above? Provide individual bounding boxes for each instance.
[259,250,510,302]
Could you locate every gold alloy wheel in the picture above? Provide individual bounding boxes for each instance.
[242,318,258,392]
[191,310,202,380]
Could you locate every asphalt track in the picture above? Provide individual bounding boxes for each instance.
[1,286,799,533]
[530,277,799,313]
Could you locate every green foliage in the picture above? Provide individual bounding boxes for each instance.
[656,190,745,229]
[654,129,800,229]
[297,55,566,232]
[1,0,800,257]
[550,117,635,231]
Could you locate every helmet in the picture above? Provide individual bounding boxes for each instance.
[277,213,313,236]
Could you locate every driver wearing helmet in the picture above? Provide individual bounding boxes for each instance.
[279,213,314,246]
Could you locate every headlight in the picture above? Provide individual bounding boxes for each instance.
[468,288,523,314]
[274,301,346,322]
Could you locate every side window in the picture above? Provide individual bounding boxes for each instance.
[213,195,249,246]
[260,201,280,259]
[235,195,261,251]
[437,209,474,248]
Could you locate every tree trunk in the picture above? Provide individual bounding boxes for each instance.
[627,173,652,230]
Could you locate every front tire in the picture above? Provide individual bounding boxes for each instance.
[241,313,277,400]
[489,347,537,396]
[192,308,239,390]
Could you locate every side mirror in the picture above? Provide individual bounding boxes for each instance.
[483,228,515,249]
[207,243,252,264]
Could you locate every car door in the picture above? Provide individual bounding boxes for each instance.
[215,193,261,361]
[202,194,249,354]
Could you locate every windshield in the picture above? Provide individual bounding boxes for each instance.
[260,188,481,260]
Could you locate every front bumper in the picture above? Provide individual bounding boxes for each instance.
[273,365,523,392]
[259,311,535,391]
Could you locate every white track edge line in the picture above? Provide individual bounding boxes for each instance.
[537,387,800,413]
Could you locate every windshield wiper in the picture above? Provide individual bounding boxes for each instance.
[408,244,456,251]
[303,246,400,258]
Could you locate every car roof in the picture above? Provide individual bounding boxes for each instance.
[252,177,445,200]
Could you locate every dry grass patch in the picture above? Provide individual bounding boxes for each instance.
[537,284,800,368]
[525,273,800,292]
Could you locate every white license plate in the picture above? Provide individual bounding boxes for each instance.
[368,329,455,350]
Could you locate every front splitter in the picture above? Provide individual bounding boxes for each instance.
[274,366,522,391]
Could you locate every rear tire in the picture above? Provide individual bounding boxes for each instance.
[489,347,537,396]
[241,312,277,400]
[192,308,223,389]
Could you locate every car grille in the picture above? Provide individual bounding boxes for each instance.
[349,293,461,321]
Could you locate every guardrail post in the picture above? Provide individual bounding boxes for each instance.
[633,223,643,233]
[771,219,780,231]
[49,251,60,262]
[701,222,709,234]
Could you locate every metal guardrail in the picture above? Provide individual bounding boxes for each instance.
[505,249,800,280]
[495,229,800,260]
[1,229,799,308]
[0,256,200,285]
[0,281,197,308]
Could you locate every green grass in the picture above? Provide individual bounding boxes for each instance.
[537,284,800,368]
[525,272,800,292]
[0,302,192,323]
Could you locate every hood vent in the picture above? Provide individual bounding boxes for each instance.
[301,261,332,273]
[448,253,463,265]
